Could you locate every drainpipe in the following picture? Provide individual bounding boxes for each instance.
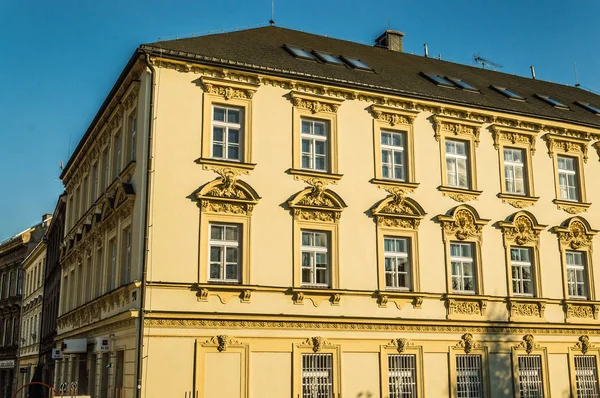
[134,50,155,398]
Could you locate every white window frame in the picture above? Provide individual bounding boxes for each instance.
[109,239,117,291]
[381,130,406,181]
[211,105,243,162]
[300,231,330,287]
[208,223,241,283]
[123,229,132,284]
[504,148,527,195]
[92,162,99,202]
[455,354,484,398]
[130,115,137,162]
[301,353,333,398]
[567,251,588,299]
[517,355,545,397]
[445,140,470,189]
[383,237,410,291]
[114,134,122,176]
[388,353,417,398]
[450,242,476,294]
[511,247,534,297]
[558,155,579,201]
[103,149,110,190]
[301,119,329,172]
[574,355,600,398]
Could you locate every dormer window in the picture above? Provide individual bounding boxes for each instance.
[422,73,455,88]
[491,85,525,101]
[446,77,479,92]
[284,45,316,61]
[575,101,600,115]
[341,56,372,70]
[535,95,569,110]
[313,51,344,65]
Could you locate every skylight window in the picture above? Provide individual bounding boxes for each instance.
[313,51,344,65]
[490,85,525,101]
[340,56,372,70]
[421,73,455,88]
[535,94,569,110]
[446,77,479,92]
[575,101,600,115]
[284,45,316,61]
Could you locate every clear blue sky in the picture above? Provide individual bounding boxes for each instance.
[1,0,599,241]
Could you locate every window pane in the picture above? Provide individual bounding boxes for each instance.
[210,247,221,262]
[210,226,223,240]
[315,141,326,155]
[227,109,240,124]
[213,107,225,121]
[213,126,224,142]
[228,129,240,143]
[301,120,312,134]
[226,247,238,263]
[314,122,326,136]
[227,145,239,160]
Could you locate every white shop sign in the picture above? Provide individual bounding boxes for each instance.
[0,360,15,369]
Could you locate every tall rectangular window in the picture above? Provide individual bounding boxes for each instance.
[558,156,579,201]
[301,119,329,172]
[567,251,588,299]
[511,247,534,296]
[301,231,329,287]
[388,354,417,398]
[384,237,410,290]
[456,354,483,398]
[208,224,240,283]
[1,273,6,299]
[103,150,110,190]
[381,131,406,181]
[92,163,99,202]
[114,134,122,176]
[301,353,333,398]
[96,248,103,297]
[450,242,476,293]
[504,148,526,195]
[212,106,242,161]
[7,271,14,297]
[517,355,544,397]
[82,176,89,211]
[108,239,117,291]
[16,269,22,295]
[74,186,81,221]
[121,229,132,285]
[86,253,93,302]
[129,116,137,162]
[445,140,469,189]
[574,355,599,397]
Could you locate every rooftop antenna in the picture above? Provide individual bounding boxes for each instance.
[269,0,275,25]
[473,53,503,70]
[574,62,580,87]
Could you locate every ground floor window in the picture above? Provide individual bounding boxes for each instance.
[517,355,544,398]
[388,354,417,397]
[456,354,483,398]
[574,355,599,398]
[301,353,333,398]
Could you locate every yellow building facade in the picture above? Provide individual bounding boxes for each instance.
[57,27,600,397]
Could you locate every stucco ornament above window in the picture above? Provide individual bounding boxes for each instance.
[371,188,426,229]
[195,168,260,216]
[552,217,597,251]
[499,211,546,246]
[455,333,481,354]
[545,133,590,163]
[301,336,335,353]
[289,91,344,114]
[369,104,418,126]
[433,115,482,147]
[287,180,346,223]
[201,76,258,100]
[436,205,490,242]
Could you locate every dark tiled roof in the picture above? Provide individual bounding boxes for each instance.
[142,26,600,129]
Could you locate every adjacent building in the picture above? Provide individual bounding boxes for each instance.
[16,239,47,395]
[54,26,600,398]
[0,217,49,398]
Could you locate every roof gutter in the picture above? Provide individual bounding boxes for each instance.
[141,46,600,133]
[134,50,155,398]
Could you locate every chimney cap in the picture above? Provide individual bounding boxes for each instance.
[375,29,405,42]
[375,30,405,53]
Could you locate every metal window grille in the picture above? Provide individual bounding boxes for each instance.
[456,354,483,398]
[518,355,544,398]
[388,354,417,398]
[302,353,333,398]
[575,355,599,398]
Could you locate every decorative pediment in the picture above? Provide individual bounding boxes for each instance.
[433,115,483,147]
[455,333,481,354]
[545,133,590,163]
[437,205,490,242]
[288,181,346,223]
[551,217,597,251]
[201,335,243,352]
[518,334,540,354]
[386,338,414,353]
[290,91,344,114]
[196,170,260,216]
[300,336,335,353]
[371,190,426,230]
[492,125,538,154]
[201,76,258,100]
[499,211,546,246]
[369,105,418,126]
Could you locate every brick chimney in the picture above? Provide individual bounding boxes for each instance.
[375,30,405,52]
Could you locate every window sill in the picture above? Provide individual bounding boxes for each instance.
[197,157,256,173]
[563,299,600,323]
[438,186,482,202]
[498,193,539,209]
[375,290,423,309]
[290,287,342,306]
[507,297,547,321]
[445,294,488,319]
[195,283,255,304]
[370,179,419,193]
[287,168,343,184]
[553,199,591,214]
